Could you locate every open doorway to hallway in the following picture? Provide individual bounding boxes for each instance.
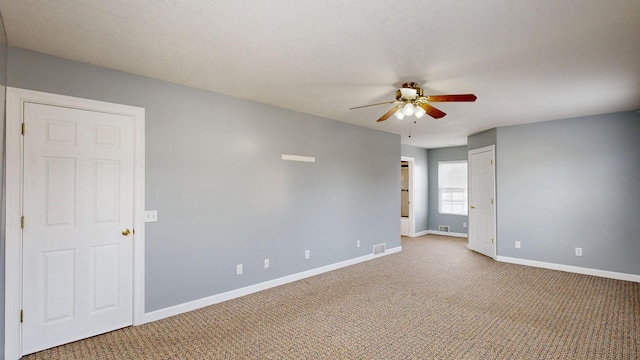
[400,157,414,236]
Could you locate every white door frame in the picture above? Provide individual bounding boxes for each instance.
[4,87,146,360]
[401,156,415,236]
[467,145,497,259]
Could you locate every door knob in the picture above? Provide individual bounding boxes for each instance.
[470,205,475,209]
[122,228,131,236]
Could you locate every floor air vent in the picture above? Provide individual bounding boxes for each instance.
[439,225,450,232]
[373,243,386,255]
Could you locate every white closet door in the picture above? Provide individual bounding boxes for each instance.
[468,146,496,259]
[22,103,135,355]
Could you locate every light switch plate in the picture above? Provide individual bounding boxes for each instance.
[144,210,158,222]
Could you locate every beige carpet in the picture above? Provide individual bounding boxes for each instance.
[24,235,639,359]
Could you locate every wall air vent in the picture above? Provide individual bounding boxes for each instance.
[439,225,450,232]
[373,243,386,255]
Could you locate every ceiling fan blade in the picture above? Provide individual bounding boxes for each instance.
[426,94,477,102]
[418,103,446,119]
[349,101,398,110]
[377,105,402,122]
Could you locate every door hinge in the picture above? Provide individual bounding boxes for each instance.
[492,238,495,244]
[490,159,493,165]
[491,198,494,205]
[21,216,25,229]
[20,309,24,323]
[21,123,25,135]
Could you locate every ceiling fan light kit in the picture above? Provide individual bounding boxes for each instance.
[350,82,477,123]
[414,105,426,118]
[395,102,425,120]
[402,103,415,116]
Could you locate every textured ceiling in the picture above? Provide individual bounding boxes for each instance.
[1,0,639,148]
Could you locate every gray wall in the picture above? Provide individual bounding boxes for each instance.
[6,47,401,313]
[468,128,496,150]
[0,10,6,358]
[400,145,428,233]
[427,146,468,234]
[496,111,640,275]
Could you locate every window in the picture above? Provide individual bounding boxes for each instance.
[438,161,468,215]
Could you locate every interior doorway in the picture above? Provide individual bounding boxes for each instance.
[400,156,415,236]
[5,88,147,359]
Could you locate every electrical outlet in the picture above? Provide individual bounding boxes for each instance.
[463,222,467,228]
[305,250,310,260]
[575,247,582,257]
[515,241,521,249]
[357,240,361,248]
[236,264,243,275]
[264,259,269,269]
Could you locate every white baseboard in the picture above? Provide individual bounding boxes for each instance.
[497,256,640,283]
[410,230,429,237]
[143,246,402,323]
[427,230,468,238]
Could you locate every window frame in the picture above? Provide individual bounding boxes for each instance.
[437,160,469,216]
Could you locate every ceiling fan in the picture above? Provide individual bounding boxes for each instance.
[350,82,477,122]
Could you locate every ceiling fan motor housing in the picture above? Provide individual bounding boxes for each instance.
[402,82,420,89]
[396,82,424,102]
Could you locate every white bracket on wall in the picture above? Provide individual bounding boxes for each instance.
[281,154,315,163]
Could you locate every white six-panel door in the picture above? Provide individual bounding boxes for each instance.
[21,103,135,355]
[467,146,496,259]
